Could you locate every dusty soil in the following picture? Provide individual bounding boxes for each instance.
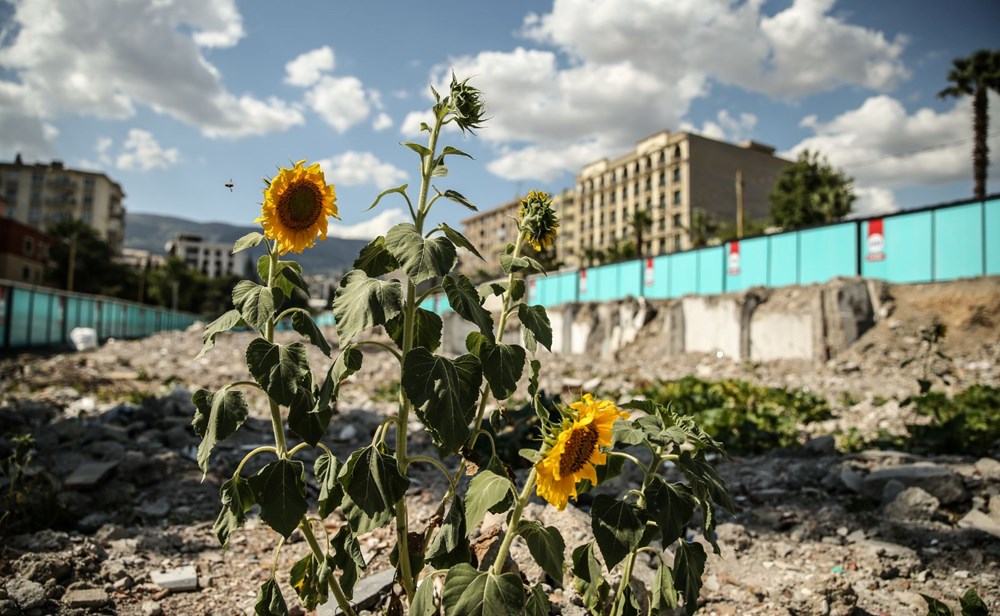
[0,276,998,615]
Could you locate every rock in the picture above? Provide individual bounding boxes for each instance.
[5,578,47,611]
[317,569,395,615]
[64,460,120,489]
[975,457,1000,481]
[861,463,967,504]
[137,499,170,519]
[803,435,837,456]
[839,467,863,493]
[884,487,940,521]
[957,509,1000,539]
[63,588,109,608]
[337,424,358,441]
[149,565,199,591]
[140,600,164,616]
[880,479,906,505]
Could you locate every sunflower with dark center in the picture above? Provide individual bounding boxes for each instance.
[256,160,338,255]
[518,189,560,252]
[535,394,629,511]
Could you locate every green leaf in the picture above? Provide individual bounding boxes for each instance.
[516,520,565,583]
[402,141,433,158]
[425,496,471,569]
[276,264,309,297]
[332,270,402,342]
[290,310,331,356]
[256,254,272,282]
[341,493,394,535]
[314,453,343,518]
[442,145,474,160]
[677,452,734,518]
[248,459,307,539]
[254,578,288,616]
[196,309,244,359]
[287,379,331,446]
[368,183,409,211]
[591,494,645,569]
[652,561,679,611]
[441,563,525,616]
[960,589,988,616]
[339,445,409,518]
[674,541,707,616]
[438,223,484,261]
[289,553,328,610]
[353,236,399,277]
[527,359,541,403]
[518,304,552,352]
[519,448,543,464]
[431,163,448,177]
[385,223,457,285]
[621,586,641,616]
[411,574,440,616]
[232,280,274,332]
[612,420,647,447]
[571,542,609,611]
[443,189,477,211]
[921,595,954,616]
[644,476,696,546]
[192,388,248,475]
[464,470,514,533]
[319,346,364,409]
[500,254,546,275]
[331,525,366,599]
[245,339,310,406]
[525,583,550,616]
[402,348,482,453]
[443,273,494,337]
[386,308,443,353]
[233,231,265,254]
[214,475,254,548]
[480,341,526,400]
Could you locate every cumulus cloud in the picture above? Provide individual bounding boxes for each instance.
[317,152,407,190]
[304,76,378,133]
[0,80,56,159]
[330,209,408,240]
[0,0,302,139]
[852,186,899,218]
[285,46,335,87]
[681,110,758,142]
[115,129,180,172]
[372,112,393,131]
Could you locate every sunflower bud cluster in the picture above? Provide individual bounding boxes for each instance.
[518,189,560,251]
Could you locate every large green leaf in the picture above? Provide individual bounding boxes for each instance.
[479,340,526,400]
[289,554,327,611]
[353,236,400,277]
[213,475,254,548]
[591,494,645,569]
[287,379,331,446]
[314,452,343,518]
[248,459,307,539]
[441,564,525,616]
[332,270,402,342]
[232,280,274,332]
[571,542,609,611]
[425,496,471,569]
[410,574,440,616]
[960,589,988,616]
[443,273,494,337]
[276,264,309,296]
[341,493,394,535]
[385,308,443,352]
[232,231,264,254]
[385,223,457,284]
[518,303,552,352]
[331,525,366,599]
[254,578,288,616]
[319,346,363,410]
[500,253,545,275]
[652,560,679,611]
[245,339,310,406]
[644,476,696,546]
[516,520,565,583]
[192,388,248,475]
[290,310,331,357]
[438,223,484,261]
[402,348,482,453]
[921,595,953,616]
[674,541,707,616]
[525,583,551,616]
[338,446,409,518]
[196,309,244,359]
[464,470,514,533]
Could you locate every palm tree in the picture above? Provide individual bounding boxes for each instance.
[686,209,719,248]
[939,49,1000,201]
[630,208,653,258]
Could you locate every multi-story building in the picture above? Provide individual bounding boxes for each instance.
[165,234,249,279]
[0,217,55,285]
[562,131,790,266]
[0,156,126,253]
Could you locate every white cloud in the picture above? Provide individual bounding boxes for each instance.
[305,75,372,133]
[372,112,393,131]
[0,80,56,159]
[330,209,408,240]
[317,151,407,190]
[852,186,899,218]
[681,110,758,142]
[116,129,180,172]
[285,46,335,87]
[0,0,301,138]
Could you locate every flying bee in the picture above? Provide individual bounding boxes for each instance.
[225,179,234,192]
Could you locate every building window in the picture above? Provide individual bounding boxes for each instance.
[672,213,682,228]
[673,146,681,159]
[673,190,681,205]
[610,192,616,204]
[659,195,666,209]
[658,173,665,187]
[22,266,30,281]
[658,152,665,165]
[658,218,666,231]
[23,237,33,256]
[673,167,681,183]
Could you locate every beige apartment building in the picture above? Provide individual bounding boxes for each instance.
[562,131,790,266]
[1,156,126,253]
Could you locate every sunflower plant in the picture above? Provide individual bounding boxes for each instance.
[194,73,730,616]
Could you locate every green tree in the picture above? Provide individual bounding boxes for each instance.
[687,208,720,248]
[581,244,604,267]
[939,49,1000,201]
[46,219,137,297]
[629,208,653,258]
[769,150,855,230]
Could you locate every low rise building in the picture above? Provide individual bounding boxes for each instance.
[0,217,55,285]
[165,234,249,279]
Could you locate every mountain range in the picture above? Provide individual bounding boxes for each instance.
[125,212,368,276]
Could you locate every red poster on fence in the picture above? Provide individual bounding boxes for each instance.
[528,278,536,301]
[644,257,654,287]
[728,241,741,275]
[866,218,885,262]
[579,268,588,294]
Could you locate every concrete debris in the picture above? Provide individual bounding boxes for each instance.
[149,565,199,592]
[883,487,940,521]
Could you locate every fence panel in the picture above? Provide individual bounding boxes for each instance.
[725,238,768,291]
[934,203,984,281]
[617,260,642,298]
[861,211,932,283]
[669,252,699,297]
[644,254,671,299]
[987,199,1000,276]
[768,233,799,287]
[798,223,857,284]
[697,247,725,295]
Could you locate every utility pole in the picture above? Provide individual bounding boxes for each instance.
[67,232,77,292]
[735,170,745,239]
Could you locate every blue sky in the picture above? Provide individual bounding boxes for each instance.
[1,0,998,239]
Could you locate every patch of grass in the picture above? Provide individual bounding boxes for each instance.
[904,385,1000,456]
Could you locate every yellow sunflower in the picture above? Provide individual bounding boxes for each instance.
[518,190,559,252]
[255,160,338,255]
[535,394,629,511]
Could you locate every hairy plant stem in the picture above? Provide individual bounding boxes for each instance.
[488,467,537,576]
[611,450,661,616]
[300,520,357,616]
[610,551,638,616]
[264,243,287,457]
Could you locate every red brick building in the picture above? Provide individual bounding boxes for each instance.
[0,215,54,284]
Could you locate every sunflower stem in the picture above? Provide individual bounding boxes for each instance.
[264,241,289,459]
[610,551,638,616]
[300,519,357,616]
[488,467,537,577]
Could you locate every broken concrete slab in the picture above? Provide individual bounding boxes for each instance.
[317,568,395,615]
[149,565,198,591]
[64,460,119,489]
[957,509,1000,539]
[63,588,110,608]
[861,463,967,504]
